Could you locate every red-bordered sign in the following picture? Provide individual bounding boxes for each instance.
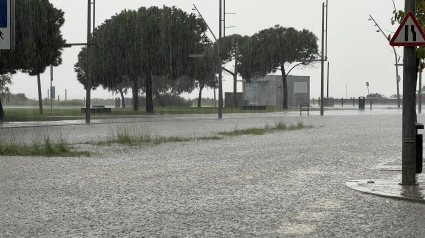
[390,12,425,46]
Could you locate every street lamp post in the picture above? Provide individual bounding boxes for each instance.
[369,15,401,109]
[192,3,223,118]
[218,0,223,119]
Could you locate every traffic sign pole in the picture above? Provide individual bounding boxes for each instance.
[401,0,417,185]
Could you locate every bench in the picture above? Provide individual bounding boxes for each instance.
[241,105,267,110]
[300,103,309,116]
[81,105,112,114]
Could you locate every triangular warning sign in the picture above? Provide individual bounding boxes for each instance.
[390,12,425,46]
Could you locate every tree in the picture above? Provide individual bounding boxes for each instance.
[188,45,218,107]
[0,0,65,116]
[238,25,319,110]
[0,74,11,122]
[218,34,249,107]
[139,6,208,113]
[75,6,209,112]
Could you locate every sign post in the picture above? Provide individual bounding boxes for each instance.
[390,7,422,185]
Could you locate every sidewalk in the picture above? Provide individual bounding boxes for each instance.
[346,163,425,202]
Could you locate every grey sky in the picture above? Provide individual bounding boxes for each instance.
[9,0,406,100]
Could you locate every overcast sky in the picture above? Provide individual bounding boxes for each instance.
[8,0,407,100]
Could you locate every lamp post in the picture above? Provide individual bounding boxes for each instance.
[192,3,223,118]
[368,14,401,109]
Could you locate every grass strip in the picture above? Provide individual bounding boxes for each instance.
[0,137,90,157]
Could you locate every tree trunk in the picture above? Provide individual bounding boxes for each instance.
[233,52,238,108]
[119,89,125,108]
[0,99,4,122]
[146,72,154,113]
[281,64,288,110]
[198,85,204,108]
[154,90,165,107]
[132,79,139,111]
[37,73,43,114]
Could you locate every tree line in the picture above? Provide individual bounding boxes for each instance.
[0,2,320,121]
[75,6,319,112]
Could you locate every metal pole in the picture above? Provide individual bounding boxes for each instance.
[419,59,422,113]
[50,66,53,114]
[86,0,91,124]
[395,50,401,108]
[214,88,216,107]
[218,0,223,119]
[223,0,226,37]
[325,0,328,60]
[327,61,329,98]
[402,0,417,185]
[93,0,95,31]
[320,2,325,116]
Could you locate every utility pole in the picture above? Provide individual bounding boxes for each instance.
[50,65,53,114]
[402,0,417,184]
[320,2,325,116]
[327,62,330,98]
[418,59,422,113]
[218,0,223,119]
[86,0,92,124]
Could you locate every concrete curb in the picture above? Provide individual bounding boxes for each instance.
[346,178,425,203]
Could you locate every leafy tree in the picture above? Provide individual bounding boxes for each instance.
[0,74,11,122]
[189,45,218,107]
[0,0,65,116]
[75,6,209,112]
[139,6,208,113]
[218,34,249,107]
[238,25,319,110]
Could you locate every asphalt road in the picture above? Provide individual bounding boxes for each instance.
[1,109,425,237]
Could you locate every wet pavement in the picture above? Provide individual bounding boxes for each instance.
[2,107,425,237]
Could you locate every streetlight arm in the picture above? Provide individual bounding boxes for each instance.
[222,67,234,76]
[285,62,306,77]
[369,14,390,41]
[193,4,218,42]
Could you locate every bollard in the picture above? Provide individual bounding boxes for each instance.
[318,97,320,106]
[353,97,355,107]
[416,123,424,173]
[342,97,344,107]
[370,100,372,110]
[358,97,365,110]
[313,98,315,105]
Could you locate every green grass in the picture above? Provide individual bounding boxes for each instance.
[217,121,311,137]
[217,128,267,136]
[196,136,224,141]
[99,121,312,147]
[0,137,90,157]
[98,126,191,146]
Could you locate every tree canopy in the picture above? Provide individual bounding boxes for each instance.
[0,0,65,116]
[75,6,210,112]
[238,25,319,110]
[0,0,65,74]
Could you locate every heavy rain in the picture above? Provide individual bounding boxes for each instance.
[2,0,425,237]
